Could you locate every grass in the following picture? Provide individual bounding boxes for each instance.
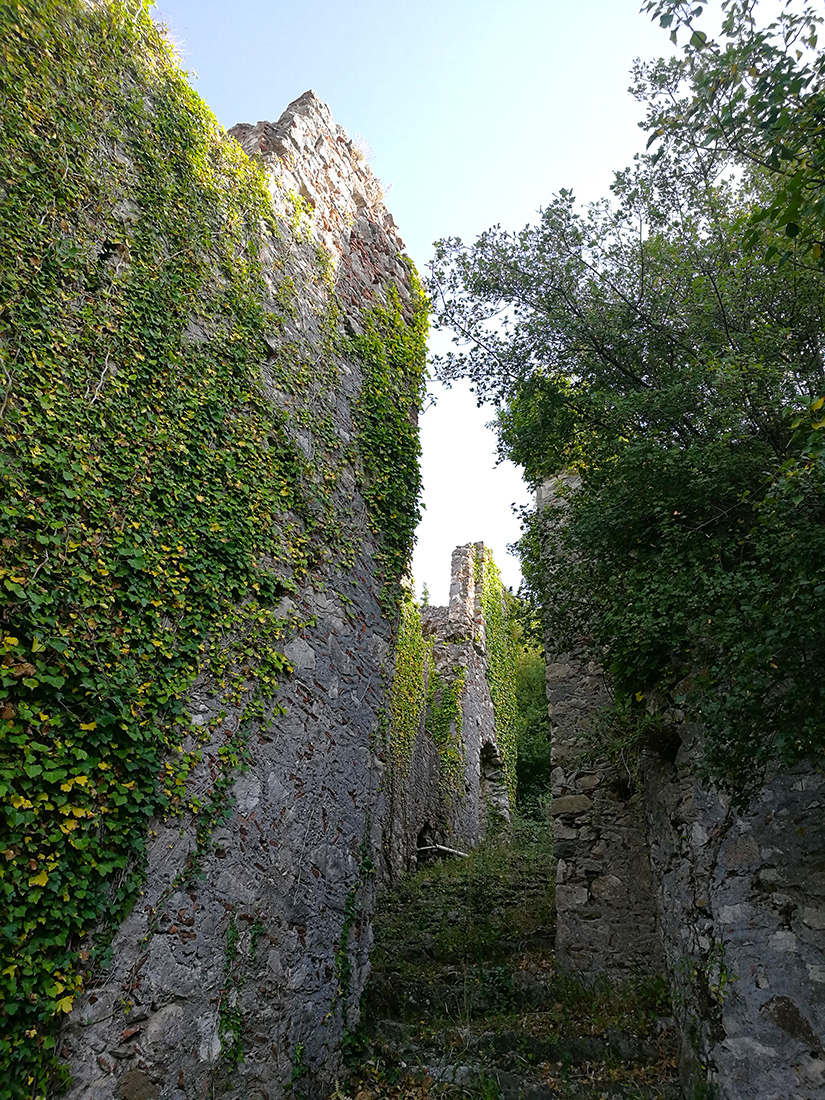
[370,817,555,973]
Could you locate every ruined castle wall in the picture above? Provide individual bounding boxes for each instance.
[537,480,665,979]
[546,645,665,978]
[641,734,825,1100]
[538,479,825,1100]
[54,84,515,1100]
[424,544,512,852]
[382,544,513,881]
[44,77,421,1100]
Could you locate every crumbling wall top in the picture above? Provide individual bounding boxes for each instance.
[229,90,404,259]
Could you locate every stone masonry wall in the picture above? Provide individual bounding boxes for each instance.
[381,544,513,882]
[642,732,825,1100]
[424,544,512,853]
[537,480,665,979]
[59,91,419,1100]
[546,644,665,978]
[538,478,825,1100]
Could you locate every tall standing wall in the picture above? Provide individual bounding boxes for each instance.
[1,5,425,1098]
[60,90,420,1100]
[381,543,514,882]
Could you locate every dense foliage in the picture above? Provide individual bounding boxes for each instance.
[349,276,428,610]
[388,590,428,777]
[426,665,467,805]
[0,1,425,1093]
[513,646,552,815]
[643,0,825,260]
[430,10,825,796]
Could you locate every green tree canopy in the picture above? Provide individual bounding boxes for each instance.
[642,0,825,260]
[429,83,825,796]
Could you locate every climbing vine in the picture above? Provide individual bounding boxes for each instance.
[387,589,428,776]
[0,1,423,1093]
[476,548,519,804]
[426,666,467,805]
[217,915,244,1069]
[348,275,428,611]
[332,837,376,1055]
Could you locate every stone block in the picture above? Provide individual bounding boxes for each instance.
[590,875,627,902]
[555,884,590,910]
[723,832,760,866]
[801,906,825,930]
[578,774,601,791]
[550,794,592,816]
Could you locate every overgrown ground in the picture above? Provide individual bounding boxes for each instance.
[337,820,679,1100]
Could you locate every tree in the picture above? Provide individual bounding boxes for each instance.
[642,0,825,261]
[429,125,825,796]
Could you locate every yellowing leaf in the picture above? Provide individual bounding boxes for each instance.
[811,396,825,412]
[79,721,97,731]
[29,870,48,887]
[31,637,45,653]
[55,996,74,1014]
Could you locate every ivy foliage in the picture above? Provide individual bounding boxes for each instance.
[475,548,519,805]
[386,551,520,812]
[430,90,825,798]
[425,666,467,805]
[387,589,428,777]
[349,274,428,609]
[0,2,299,1089]
[387,590,467,809]
[512,645,552,815]
[0,1,425,1092]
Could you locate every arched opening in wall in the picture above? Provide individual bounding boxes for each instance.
[479,742,511,841]
[416,822,436,865]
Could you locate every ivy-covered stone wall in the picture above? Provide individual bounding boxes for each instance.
[383,544,516,880]
[0,4,425,1098]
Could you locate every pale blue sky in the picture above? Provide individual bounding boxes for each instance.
[155,0,676,603]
